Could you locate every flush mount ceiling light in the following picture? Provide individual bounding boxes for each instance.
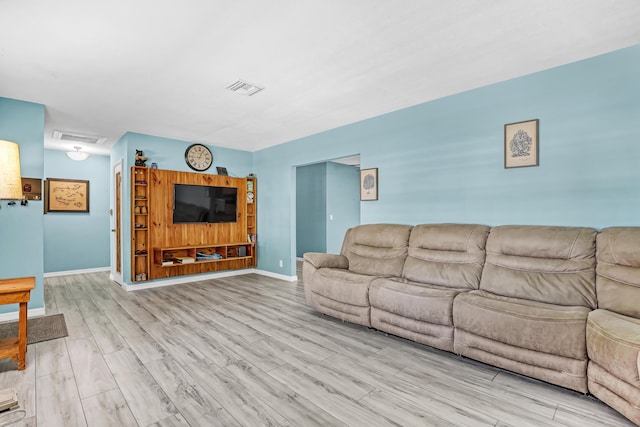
[226,79,264,96]
[66,146,90,161]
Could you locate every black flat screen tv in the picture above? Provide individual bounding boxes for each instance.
[173,184,238,224]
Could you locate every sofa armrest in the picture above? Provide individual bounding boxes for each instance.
[303,252,348,270]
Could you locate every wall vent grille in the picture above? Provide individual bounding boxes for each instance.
[52,130,107,145]
[226,80,264,96]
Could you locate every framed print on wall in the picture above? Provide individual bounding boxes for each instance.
[44,178,90,213]
[504,119,539,168]
[360,168,378,201]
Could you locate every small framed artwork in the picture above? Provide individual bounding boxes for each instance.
[504,119,539,168]
[44,178,90,213]
[360,168,378,201]
[216,166,228,176]
[21,177,42,200]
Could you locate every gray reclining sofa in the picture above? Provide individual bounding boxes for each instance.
[303,223,640,425]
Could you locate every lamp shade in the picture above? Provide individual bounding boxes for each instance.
[0,140,23,200]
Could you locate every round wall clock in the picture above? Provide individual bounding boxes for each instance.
[184,144,213,171]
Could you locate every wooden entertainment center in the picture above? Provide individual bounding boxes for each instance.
[131,166,256,282]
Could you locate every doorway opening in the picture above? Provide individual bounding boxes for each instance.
[294,155,361,278]
[111,160,123,285]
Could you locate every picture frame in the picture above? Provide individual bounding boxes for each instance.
[360,168,378,201]
[504,119,539,168]
[44,178,90,213]
[21,177,42,200]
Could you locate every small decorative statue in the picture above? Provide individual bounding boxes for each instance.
[135,149,148,167]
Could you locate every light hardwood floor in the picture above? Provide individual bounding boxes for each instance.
[0,271,635,427]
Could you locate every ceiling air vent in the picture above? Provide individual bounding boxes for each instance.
[226,80,264,96]
[52,130,107,145]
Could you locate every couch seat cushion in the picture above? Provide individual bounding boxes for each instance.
[370,278,463,326]
[454,290,590,360]
[587,309,640,389]
[311,268,377,307]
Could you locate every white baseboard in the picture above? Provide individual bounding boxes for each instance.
[122,268,298,291]
[44,266,110,278]
[0,307,46,322]
[122,268,258,291]
[109,273,123,286]
[255,269,299,282]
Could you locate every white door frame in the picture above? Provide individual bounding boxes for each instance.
[110,159,124,285]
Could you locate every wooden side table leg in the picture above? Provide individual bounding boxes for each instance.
[18,301,27,370]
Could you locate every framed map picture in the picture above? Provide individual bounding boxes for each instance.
[360,168,378,201]
[504,119,539,168]
[45,178,90,213]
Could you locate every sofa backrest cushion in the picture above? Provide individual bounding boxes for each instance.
[480,225,597,308]
[341,224,412,277]
[403,223,490,289]
[596,227,640,318]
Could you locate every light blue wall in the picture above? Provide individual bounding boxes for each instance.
[326,162,360,254]
[254,45,640,276]
[121,132,253,177]
[295,162,360,256]
[0,97,45,314]
[114,132,253,285]
[43,150,111,273]
[296,163,327,256]
[4,46,639,286]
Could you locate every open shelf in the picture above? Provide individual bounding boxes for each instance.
[131,166,150,282]
[154,243,255,267]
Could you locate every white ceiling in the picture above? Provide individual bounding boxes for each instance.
[1,1,639,156]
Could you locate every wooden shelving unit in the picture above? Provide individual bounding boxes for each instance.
[246,176,257,268]
[131,166,150,282]
[130,168,257,281]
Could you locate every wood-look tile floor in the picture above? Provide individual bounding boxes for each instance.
[0,271,635,427]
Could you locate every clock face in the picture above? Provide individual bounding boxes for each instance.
[185,144,213,171]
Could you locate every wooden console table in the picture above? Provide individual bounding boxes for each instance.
[0,276,35,370]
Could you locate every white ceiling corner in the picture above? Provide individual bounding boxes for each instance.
[0,0,638,156]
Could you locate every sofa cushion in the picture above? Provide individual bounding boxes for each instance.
[341,224,412,277]
[587,309,640,389]
[480,225,597,308]
[310,268,377,307]
[596,227,640,318]
[370,277,463,326]
[402,223,490,289]
[454,290,590,360]
[588,362,640,426]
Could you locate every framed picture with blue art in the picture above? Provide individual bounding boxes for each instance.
[360,168,378,201]
[504,119,539,168]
